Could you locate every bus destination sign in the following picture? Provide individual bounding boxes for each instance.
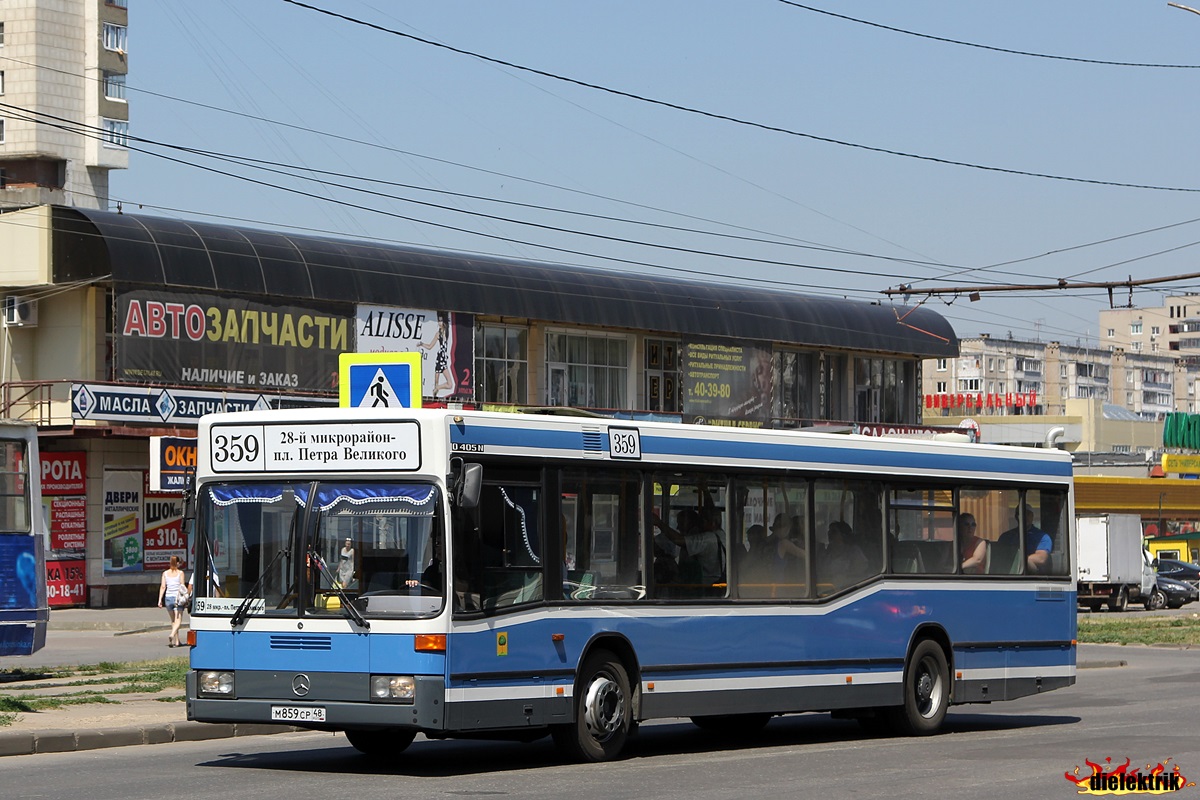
[208,422,421,473]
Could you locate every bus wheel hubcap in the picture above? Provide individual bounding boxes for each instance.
[583,674,624,741]
[915,659,941,717]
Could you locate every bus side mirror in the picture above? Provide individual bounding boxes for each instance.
[458,463,482,510]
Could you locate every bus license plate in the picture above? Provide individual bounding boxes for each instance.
[271,705,326,723]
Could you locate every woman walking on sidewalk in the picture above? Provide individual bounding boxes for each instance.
[157,556,187,647]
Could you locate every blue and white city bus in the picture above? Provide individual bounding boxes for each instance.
[0,420,47,656]
[186,407,1075,761]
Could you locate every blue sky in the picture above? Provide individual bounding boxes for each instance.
[113,1,1200,347]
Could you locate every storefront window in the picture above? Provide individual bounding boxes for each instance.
[546,331,629,410]
[475,324,528,404]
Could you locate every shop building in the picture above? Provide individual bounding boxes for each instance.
[0,204,957,605]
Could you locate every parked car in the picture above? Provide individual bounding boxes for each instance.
[1153,558,1200,587]
[1154,574,1199,609]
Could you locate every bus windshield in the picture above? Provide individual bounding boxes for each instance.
[199,481,443,618]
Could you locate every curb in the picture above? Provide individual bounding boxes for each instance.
[0,721,300,757]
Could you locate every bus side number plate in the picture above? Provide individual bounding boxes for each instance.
[609,427,641,460]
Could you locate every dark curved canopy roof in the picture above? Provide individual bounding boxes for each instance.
[52,206,957,357]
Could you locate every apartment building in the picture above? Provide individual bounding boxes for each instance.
[0,0,128,209]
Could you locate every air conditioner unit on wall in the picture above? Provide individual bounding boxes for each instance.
[3,296,38,328]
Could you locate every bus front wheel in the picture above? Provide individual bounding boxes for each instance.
[551,650,632,762]
[887,639,949,736]
[345,727,417,757]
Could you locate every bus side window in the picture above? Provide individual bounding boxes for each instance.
[561,470,644,602]
[814,479,883,596]
[476,484,543,610]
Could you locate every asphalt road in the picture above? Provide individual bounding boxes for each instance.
[5,641,1199,800]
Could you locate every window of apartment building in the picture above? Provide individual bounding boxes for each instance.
[0,22,5,47]
[957,378,980,392]
[935,381,947,393]
[475,323,528,405]
[0,71,5,95]
[1131,322,1143,335]
[0,118,5,144]
[107,0,129,9]
[1152,343,1159,352]
[1151,326,1160,336]
[102,118,128,147]
[1132,341,1143,352]
[1060,364,1068,378]
[997,381,1005,393]
[102,23,127,53]
[545,331,629,409]
[1127,391,1134,405]
[986,357,994,371]
[1014,358,1042,373]
[644,337,681,413]
[999,359,1006,372]
[103,71,126,101]
[1060,386,1068,398]
[935,358,947,371]
[1106,328,1115,337]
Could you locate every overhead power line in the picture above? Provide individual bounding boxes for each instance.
[282,0,1200,193]
[777,1,1200,69]
[0,101,934,285]
[882,271,1200,309]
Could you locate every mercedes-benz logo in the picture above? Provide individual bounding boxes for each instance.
[291,674,311,697]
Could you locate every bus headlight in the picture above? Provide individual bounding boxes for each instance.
[198,670,235,696]
[370,675,415,702]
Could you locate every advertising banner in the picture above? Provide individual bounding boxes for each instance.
[682,339,773,426]
[40,451,86,496]
[71,383,336,425]
[47,496,87,551]
[0,534,38,610]
[149,436,196,493]
[356,305,475,400]
[102,470,143,574]
[45,557,87,608]
[143,496,186,571]
[115,287,352,394]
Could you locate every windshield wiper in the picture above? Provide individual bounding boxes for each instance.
[230,539,291,628]
[231,494,303,628]
[308,548,370,630]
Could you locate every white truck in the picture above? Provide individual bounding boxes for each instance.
[1077,514,1156,612]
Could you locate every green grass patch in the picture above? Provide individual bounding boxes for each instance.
[0,692,119,713]
[0,657,188,721]
[1077,613,1200,645]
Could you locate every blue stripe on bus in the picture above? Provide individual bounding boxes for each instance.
[451,424,1071,479]
[190,631,446,675]
[203,587,1073,683]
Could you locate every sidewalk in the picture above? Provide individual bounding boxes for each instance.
[0,606,298,757]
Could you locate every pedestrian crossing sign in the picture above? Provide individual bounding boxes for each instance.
[339,352,423,409]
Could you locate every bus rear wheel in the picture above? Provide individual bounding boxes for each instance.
[551,650,632,762]
[345,728,416,757]
[887,639,949,736]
